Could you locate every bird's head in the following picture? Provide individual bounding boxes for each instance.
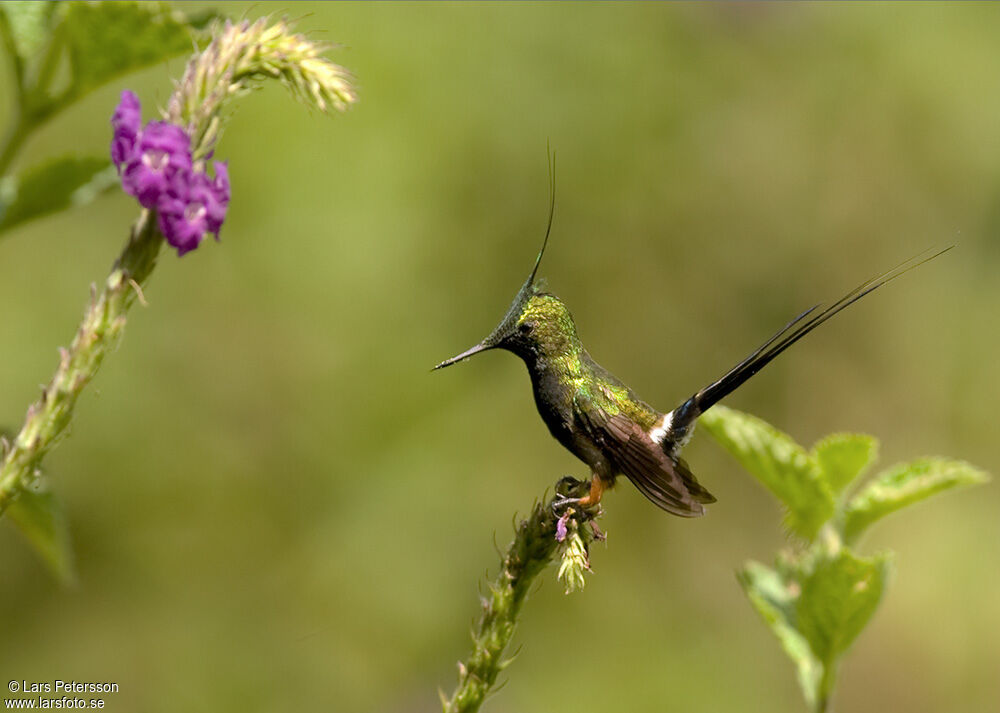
[433,156,581,370]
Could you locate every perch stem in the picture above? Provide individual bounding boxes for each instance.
[442,478,596,713]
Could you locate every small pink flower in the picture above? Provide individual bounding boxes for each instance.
[556,512,570,542]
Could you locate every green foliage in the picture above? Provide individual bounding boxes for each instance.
[842,458,988,545]
[0,428,74,584]
[795,549,889,668]
[0,156,115,234]
[813,434,878,497]
[1,2,211,119]
[699,406,833,539]
[739,561,822,709]
[0,2,57,80]
[59,3,208,104]
[704,405,988,712]
[4,481,74,585]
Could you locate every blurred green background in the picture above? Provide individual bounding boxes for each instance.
[1,3,998,712]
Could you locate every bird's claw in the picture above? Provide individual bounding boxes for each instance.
[551,494,581,513]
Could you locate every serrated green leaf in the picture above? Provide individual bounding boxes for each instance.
[842,459,989,544]
[60,2,203,100]
[0,155,115,235]
[5,482,75,584]
[700,405,834,540]
[813,433,878,497]
[796,549,889,667]
[0,1,55,66]
[738,560,822,709]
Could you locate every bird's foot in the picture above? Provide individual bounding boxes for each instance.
[551,476,587,513]
[551,494,604,517]
[551,494,582,513]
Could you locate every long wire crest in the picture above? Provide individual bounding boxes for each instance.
[527,145,557,287]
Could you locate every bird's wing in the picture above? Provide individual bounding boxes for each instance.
[573,394,715,517]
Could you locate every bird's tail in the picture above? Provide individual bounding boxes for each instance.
[664,247,952,449]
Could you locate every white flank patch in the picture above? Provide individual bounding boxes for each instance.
[649,411,674,445]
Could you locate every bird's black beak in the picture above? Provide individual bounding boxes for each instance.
[433,341,495,370]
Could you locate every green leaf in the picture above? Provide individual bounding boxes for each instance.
[842,459,989,544]
[700,405,834,540]
[738,560,823,710]
[0,155,115,235]
[0,1,55,67]
[813,433,878,497]
[795,549,889,667]
[60,2,203,101]
[5,481,75,584]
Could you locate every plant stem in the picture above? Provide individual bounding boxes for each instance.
[0,19,355,517]
[442,478,596,713]
[0,10,26,111]
[0,211,162,514]
[0,113,28,177]
[815,661,837,713]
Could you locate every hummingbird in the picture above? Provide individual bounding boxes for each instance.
[434,171,950,516]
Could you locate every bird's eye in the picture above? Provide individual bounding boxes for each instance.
[518,321,535,335]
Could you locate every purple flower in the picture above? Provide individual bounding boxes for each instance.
[199,162,230,235]
[110,90,142,169]
[121,121,192,209]
[110,89,231,256]
[156,162,231,257]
